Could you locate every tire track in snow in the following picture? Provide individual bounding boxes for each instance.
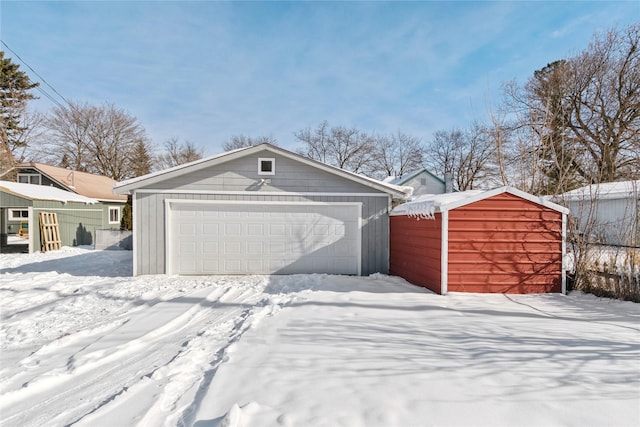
[0,283,265,427]
[173,294,295,427]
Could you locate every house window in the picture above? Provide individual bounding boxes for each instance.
[17,174,41,185]
[109,206,120,224]
[8,209,29,220]
[258,158,275,175]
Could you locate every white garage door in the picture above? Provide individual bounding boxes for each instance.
[167,201,361,275]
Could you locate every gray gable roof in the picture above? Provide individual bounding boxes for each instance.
[388,168,445,186]
[114,143,410,199]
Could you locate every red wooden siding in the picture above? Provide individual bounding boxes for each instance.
[390,215,442,293]
[447,193,563,293]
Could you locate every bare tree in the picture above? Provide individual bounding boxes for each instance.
[222,134,277,151]
[155,137,204,170]
[0,109,46,173]
[424,124,495,190]
[565,24,640,182]
[295,121,376,174]
[44,101,153,180]
[44,102,91,171]
[458,123,497,190]
[500,24,640,193]
[371,131,425,180]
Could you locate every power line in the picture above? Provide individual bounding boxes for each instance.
[1,40,71,108]
[34,85,67,110]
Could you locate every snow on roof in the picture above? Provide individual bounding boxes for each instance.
[0,181,98,204]
[392,186,569,218]
[393,190,486,219]
[8,163,127,202]
[558,180,640,201]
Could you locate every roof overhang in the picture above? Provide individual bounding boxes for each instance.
[391,186,570,216]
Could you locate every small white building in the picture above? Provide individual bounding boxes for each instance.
[384,168,448,196]
[557,180,639,247]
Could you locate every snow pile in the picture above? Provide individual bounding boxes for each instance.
[2,248,640,426]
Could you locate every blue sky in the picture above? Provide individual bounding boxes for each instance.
[2,1,638,155]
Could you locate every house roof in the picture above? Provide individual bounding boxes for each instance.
[391,186,569,218]
[557,180,640,201]
[4,162,127,202]
[114,143,411,199]
[386,168,445,186]
[0,180,98,204]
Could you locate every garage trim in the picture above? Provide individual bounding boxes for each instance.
[164,199,363,275]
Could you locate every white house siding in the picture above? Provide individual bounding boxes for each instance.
[133,192,391,276]
[566,196,639,247]
[402,174,445,196]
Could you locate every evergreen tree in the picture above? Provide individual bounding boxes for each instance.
[120,202,132,231]
[0,51,39,170]
[129,140,153,177]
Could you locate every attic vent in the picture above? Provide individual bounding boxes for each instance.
[258,158,275,176]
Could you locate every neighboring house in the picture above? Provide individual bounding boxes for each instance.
[0,162,127,232]
[0,181,101,253]
[385,168,449,197]
[556,180,640,247]
[389,187,569,294]
[114,143,409,276]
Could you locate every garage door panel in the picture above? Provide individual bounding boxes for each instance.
[247,223,264,235]
[269,224,287,236]
[291,224,306,236]
[169,202,360,275]
[179,259,197,273]
[224,241,242,254]
[223,223,241,236]
[179,223,197,236]
[203,241,219,254]
[179,241,197,254]
[247,259,263,273]
[224,259,242,273]
[201,259,220,274]
[313,224,329,236]
[202,223,219,235]
[247,241,263,254]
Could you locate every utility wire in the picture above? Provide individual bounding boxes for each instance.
[34,85,67,110]
[1,40,72,108]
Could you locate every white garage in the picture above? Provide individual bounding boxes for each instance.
[166,200,362,275]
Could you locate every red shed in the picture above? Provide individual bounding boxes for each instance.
[390,187,569,294]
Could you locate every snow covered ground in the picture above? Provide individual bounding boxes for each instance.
[1,248,639,427]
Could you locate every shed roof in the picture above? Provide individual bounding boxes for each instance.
[4,163,127,202]
[114,143,411,199]
[391,186,569,218]
[0,181,98,204]
[557,180,640,201]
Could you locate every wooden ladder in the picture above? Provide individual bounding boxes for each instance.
[39,212,62,252]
